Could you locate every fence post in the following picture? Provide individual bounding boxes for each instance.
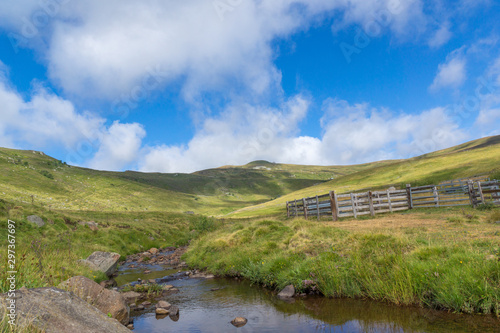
[368,191,375,216]
[351,193,358,218]
[286,201,290,218]
[477,181,485,205]
[433,186,439,207]
[467,180,476,207]
[329,191,338,221]
[387,189,393,213]
[406,184,413,209]
[294,199,298,217]
[316,195,320,221]
[303,198,308,219]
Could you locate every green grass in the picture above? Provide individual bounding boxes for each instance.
[1,135,500,324]
[184,207,500,315]
[0,199,208,293]
[0,148,365,216]
[230,135,500,218]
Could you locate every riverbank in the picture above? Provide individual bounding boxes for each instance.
[0,201,211,292]
[184,206,500,315]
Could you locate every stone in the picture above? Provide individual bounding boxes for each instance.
[121,291,141,303]
[141,301,151,306]
[79,251,121,277]
[100,279,117,289]
[58,276,129,326]
[127,324,135,329]
[27,215,44,227]
[149,279,156,284]
[137,305,145,311]
[149,248,159,255]
[0,287,129,332]
[189,272,215,279]
[144,270,152,274]
[156,308,169,315]
[302,280,315,287]
[231,317,248,327]
[163,285,174,291]
[79,221,99,230]
[278,284,295,298]
[486,255,497,261]
[156,300,171,310]
[169,305,179,316]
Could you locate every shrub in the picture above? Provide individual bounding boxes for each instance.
[487,210,500,223]
[477,202,496,211]
[190,216,218,233]
[38,170,54,179]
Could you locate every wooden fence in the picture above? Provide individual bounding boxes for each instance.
[287,177,499,221]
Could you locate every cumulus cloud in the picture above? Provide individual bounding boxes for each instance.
[0,0,432,102]
[0,68,147,171]
[318,99,468,163]
[138,98,467,172]
[430,49,467,91]
[0,76,104,150]
[88,122,146,171]
[139,96,311,173]
[473,57,500,135]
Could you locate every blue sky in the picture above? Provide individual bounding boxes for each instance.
[0,0,499,173]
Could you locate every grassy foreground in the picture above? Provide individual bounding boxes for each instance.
[185,206,500,315]
[0,199,215,293]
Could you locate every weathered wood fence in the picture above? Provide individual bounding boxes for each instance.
[287,177,500,221]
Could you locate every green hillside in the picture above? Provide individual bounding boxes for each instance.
[1,135,499,217]
[231,135,500,217]
[0,148,360,215]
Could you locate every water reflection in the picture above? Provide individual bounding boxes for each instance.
[131,278,499,333]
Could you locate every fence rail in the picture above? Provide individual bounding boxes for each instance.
[286,177,499,221]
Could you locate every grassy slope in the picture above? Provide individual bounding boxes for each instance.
[0,148,365,215]
[185,207,500,315]
[0,198,211,293]
[231,135,500,217]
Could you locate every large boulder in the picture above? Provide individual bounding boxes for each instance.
[278,284,295,298]
[0,287,129,333]
[58,276,129,326]
[79,251,120,277]
[121,291,142,304]
[27,215,45,227]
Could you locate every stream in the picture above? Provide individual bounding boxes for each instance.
[116,263,500,333]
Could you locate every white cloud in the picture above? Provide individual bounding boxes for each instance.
[139,96,311,173]
[0,68,147,171]
[428,22,452,48]
[473,57,500,135]
[0,77,104,150]
[138,97,467,172]
[1,0,430,102]
[318,99,468,163]
[430,49,467,91]
[88,122,146,171]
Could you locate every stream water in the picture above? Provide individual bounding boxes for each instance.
[117,266,500,333]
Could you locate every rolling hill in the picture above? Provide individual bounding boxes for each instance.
[0,135,499,217]
[231,135,500,217]
[0,148,360,215]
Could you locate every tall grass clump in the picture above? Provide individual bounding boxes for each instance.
[184,211,500,315]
